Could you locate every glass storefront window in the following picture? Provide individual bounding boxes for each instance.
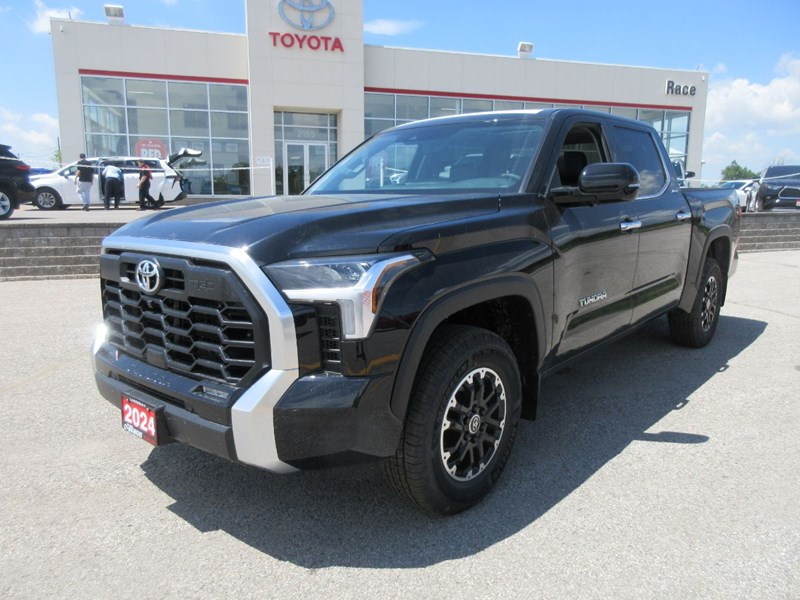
[274,141,285,195]
[584,105,611,113]
[525,102,554,110]
[127,108,168,135]
[211,112,248,138]
[283,113,329,127]
[396,95,428,120]
[169,81,208,110]
[494,101,524,111]
[85,134,128,156]
[83,106,125,134]
[170,109,209,137]
[82,77,124,106]
[81,75,251,196]
[365,119,394,137]
[664,111,690,134]
[172,138,211,195]
[365,94,394,119]
[665,134,688,157]
[430,97,459,118]
[639,109,664,133]
[611,107,638,119]
[209,84,247,112]
[212,139,250,195]
[462,99,492,113]
[282,126,329,141]
[126,79,167,108]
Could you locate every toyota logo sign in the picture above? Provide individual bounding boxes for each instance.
[135,259,162,294]
[278,0,334,31]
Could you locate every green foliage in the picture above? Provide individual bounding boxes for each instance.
[52,148,62,165]
[721,160,758,180]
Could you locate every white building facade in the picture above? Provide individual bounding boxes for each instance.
[50,0,708,197]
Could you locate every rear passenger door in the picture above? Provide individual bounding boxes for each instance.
[610,124,692,325]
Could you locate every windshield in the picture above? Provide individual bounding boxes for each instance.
[764,165,800,180]
[306,117,545,195]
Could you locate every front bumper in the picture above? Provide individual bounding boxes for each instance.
[91,237,403,472]
[92,331,399,470]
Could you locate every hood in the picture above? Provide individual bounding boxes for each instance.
[109,193,500,265]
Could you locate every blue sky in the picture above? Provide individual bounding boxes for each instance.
[1,0,799,182]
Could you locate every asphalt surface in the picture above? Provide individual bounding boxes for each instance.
[1,251,798,599]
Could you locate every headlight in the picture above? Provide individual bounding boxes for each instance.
[263,252,431,339]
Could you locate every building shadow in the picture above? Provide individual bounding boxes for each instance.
[141,314,766,568]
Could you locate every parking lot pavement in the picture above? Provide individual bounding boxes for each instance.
[1,252,798,598]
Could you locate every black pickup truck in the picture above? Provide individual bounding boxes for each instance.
[92,109,740,514]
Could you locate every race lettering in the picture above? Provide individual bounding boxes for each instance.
[268,31,344,52]
[665,80,696,96]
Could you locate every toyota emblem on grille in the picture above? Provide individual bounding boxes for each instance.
[135,259,162,294]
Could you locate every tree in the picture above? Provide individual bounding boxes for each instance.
[721,161,758,180]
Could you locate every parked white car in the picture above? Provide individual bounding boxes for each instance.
[30,149,201,210]
[716,179,758,211]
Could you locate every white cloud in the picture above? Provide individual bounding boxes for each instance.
[29,0,83,34]
[713,63,727,75]
[702,54,800,180]
[364,19,423,36]
[0,106,61,166]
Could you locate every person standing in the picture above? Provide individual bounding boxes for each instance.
[74,153,94,211]
[101,163,124,209]
[137,159,156,210]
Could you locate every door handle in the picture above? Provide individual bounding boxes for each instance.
[619,219,642,232]
[676,211,691,221]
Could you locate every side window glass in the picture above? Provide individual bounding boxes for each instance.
[613,126,666,196]
[552,124,607,188]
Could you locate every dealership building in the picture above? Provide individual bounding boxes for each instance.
[50,0,709,197]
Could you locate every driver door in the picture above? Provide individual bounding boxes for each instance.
[542,118,639,361]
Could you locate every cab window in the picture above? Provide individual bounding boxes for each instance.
[613,126,667,196]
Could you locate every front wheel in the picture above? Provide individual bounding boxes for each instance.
[669,257,723,348]
[383,325,521,515]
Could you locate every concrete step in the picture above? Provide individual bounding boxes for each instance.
[0,224,119,240]
[2,236,107,249]
[0,245,100,258]
[0,255,99,268]
[739,234,800,244]
[0,264,100,280]
[0,273,100,282]
[739,241,800,252]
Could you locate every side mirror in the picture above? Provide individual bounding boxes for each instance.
[551,162,640,204]
[685,170,696,179]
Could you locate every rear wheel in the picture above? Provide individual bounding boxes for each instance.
[383,325,521,515]
[0,189,14,220]
[669,257,723,348]
[34,188,62,210]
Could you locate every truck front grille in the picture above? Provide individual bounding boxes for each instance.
[100,252,270,386]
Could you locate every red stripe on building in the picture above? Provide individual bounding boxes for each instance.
[364,87,693,112]
[79,69,248,85]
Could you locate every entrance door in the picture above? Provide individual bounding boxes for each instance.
[284,143,328,195]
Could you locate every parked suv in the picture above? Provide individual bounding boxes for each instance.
[752,165,800,211]
[30,148,202,210]
[0,144,35,219]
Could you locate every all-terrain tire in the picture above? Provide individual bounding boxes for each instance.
[382,325,522,515]
[668,257,723,348]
